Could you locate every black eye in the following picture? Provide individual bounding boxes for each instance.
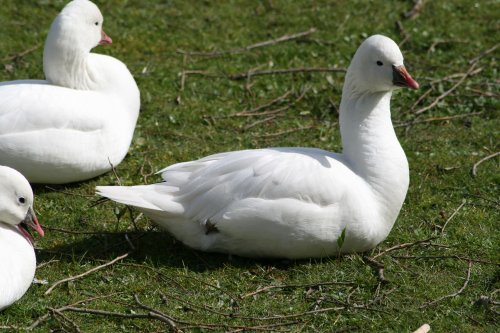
[18,197,26,204]
[376,61,383,66]
[95,22,99,26]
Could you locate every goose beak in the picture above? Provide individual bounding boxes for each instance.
[392,65,419,89]
[99,30,113,45]
[18,207,44,244]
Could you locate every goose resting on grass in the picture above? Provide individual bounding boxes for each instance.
[0,0,140,184]
[0,166,44,311]
[97,35,419,259]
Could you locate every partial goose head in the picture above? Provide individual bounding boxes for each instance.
[345,35,419,94]
[43,0,112,89]
[0,166,44,244]
[0,166,44,311]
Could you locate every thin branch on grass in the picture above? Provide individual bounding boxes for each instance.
[471,151,500,177]
[414,62,478,115]
[177,28,317,57]
[371,237,437,260]
[410,87,433,111]
[395,112,484,128]
[419,261,473,308]
[242,280,355,299]
[45,252,129,295]
[134,294,180,332]
[179,70,218,91]
[404,0,425,19]
[108,158,122,186]
[234,89,294,116]
[235,87,309,119]
[44,186,94,197]
[43,225,119,235]
[243,115,278,130]
[257,125,316,139]
[396,20,410,46]
[227,66,346,81]
[427,67,483,85]
[468,43,500,64]
[2,44,41,62]
[441,199,467,233]
[28,293,124,330]
[49,307,82,333]
[392,255,498,265]
[363,256,389,284]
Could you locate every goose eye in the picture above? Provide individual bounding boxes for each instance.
[18,197,26,204]
[95,22,99,26]
[376,61,383,66]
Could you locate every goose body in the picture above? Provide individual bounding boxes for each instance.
[97,35,418,258]
[0,166,44,311]
[0,0,140,184]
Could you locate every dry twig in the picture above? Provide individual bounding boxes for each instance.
[2,44,41,62]
[228,66,345,81]
[441,199,466,233]
[414,62,478,115]
[372,237,437,260]
[404,0,425,19]
[363,256,389,284]
[468,43,500,64]
[45,252,129,295]
[177,28,317,57]
[471,151,500,177]
[243,280,354,299]
[419,261,473,308]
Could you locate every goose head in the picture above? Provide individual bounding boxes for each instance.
[346,35,419,94]
[0,166,44,245]
[43,0,112,87]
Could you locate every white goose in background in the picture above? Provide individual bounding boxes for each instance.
[97,35,419,259]
[0,0,140,184]
[0,166,44,311]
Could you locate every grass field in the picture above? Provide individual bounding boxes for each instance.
[0,0,498,332]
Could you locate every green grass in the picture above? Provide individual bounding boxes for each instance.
[0,0,498,332]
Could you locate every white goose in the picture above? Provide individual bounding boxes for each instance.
[0,166,44,311]
[0,0,140,184]
[97,35,419,258]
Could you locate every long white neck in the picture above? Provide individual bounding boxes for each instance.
[43,35,98,90]
[339,78,409,229]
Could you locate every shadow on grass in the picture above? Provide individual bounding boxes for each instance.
[35,230,320,273]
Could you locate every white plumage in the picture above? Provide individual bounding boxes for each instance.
[0,0,140,184]
[97,35,419,258]
[0,166,44,311]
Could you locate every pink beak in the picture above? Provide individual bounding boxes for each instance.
[392,65,419,89]
[99,30,113,45]
[18,207,44,245]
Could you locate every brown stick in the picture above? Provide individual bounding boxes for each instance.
[404,0,425,19]
[414,62,478,115]
[441,199,466,233]
[45,252,129,295]
[469,43,500,64]
[395,111,484,128]
[228,67,346,81]
[234,90,294,116]
[257,125,316,138]
[2,44,41,62]
[419,261,473,308]
[471,151,500,177]
[134,294,181,332]
[177,28,317,57]
[243,280,355,299]
[372,237,437,260]
[363,256,389,284]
